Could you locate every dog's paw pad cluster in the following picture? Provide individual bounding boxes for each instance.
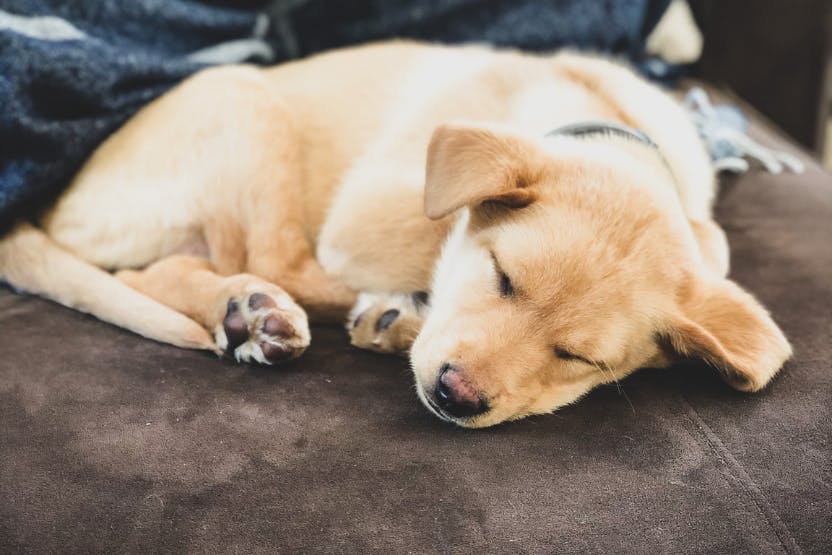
[347,292,428,355]
[216,291,309,365]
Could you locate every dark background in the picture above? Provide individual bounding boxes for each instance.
[690,0,832,154]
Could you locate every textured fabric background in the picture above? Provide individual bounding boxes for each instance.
[0,0,267,229]
[0,92,829,553]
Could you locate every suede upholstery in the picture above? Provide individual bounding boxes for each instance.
[0,94,829,553]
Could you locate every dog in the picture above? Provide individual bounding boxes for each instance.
[0,41,791,427]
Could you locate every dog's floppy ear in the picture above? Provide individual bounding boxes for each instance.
[424,124,545,220]
[665,278,791,392]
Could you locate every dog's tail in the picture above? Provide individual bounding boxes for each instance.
[0,222,216,351]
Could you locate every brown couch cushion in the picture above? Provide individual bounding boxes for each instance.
[1,92,829,553]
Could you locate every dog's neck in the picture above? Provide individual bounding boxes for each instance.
[546,121,679,195]
[545,121,657,148]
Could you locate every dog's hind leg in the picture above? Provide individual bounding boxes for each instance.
[0,223,216,351]
[164,66,359,325]
[116,255,310,364]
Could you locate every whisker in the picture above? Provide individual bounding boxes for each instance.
[596,360,636,414]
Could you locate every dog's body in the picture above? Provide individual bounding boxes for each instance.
[0,41,791,427]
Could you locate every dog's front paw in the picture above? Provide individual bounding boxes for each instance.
[215,289,310,364]
[347,292,428,355]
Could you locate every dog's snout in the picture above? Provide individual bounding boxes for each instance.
[433,363,487,418]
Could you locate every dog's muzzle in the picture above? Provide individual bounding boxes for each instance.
[419,363,488,423]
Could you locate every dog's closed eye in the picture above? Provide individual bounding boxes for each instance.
[491,253,515,298]
[554,347,592,365]
[498,271,514,297]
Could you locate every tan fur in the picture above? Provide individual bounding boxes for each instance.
[347,292,424,355]
[0,41,791,426]
[411,125,790,426]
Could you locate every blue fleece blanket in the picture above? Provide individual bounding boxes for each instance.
[0,0,669,226]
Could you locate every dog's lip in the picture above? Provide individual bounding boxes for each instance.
[415,385,458,424]
[415,384,483,426]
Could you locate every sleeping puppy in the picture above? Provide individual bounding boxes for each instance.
[0,41,791,427]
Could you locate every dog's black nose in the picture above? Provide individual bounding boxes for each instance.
[433,363,488,418]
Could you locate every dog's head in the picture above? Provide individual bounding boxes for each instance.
[410,124,791,428]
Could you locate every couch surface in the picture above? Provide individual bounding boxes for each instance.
[1,93,830,554]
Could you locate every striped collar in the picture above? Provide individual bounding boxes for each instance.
[545,121,657,148]
[545,121,680,195]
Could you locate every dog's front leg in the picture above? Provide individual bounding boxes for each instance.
[214,116,358,324]
[246,237,356,324]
